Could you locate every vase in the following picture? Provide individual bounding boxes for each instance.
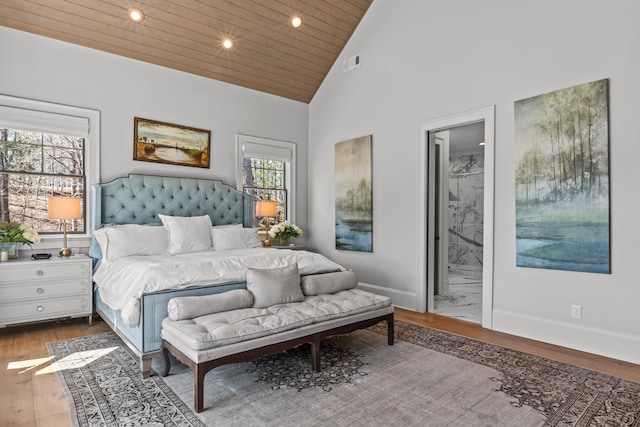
[279,237,292,246]
[0,242,18,260]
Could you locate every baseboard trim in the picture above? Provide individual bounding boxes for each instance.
[493,309,640,365]
[357,282,418,311]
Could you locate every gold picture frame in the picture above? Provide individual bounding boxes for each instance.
[133,117,211,168]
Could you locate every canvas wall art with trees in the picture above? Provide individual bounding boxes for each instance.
[515,79,610,273]
[335,135,373,252]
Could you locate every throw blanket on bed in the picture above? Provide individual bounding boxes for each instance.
[93,248,344,327]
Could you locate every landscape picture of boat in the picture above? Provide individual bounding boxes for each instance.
[335,135,373,252]
[133,117,210,168]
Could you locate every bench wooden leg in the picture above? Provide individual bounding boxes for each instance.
[388,315,394,345]
[195,364,206,413]
[311,334,321,372]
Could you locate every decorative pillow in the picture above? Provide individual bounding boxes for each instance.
[300,271,358,296]
[246,263,304,308]
[212,223,243,228]
[159,214,212,255]
[211,227,263,251]
[208,223,244,247]
[167,289,254,321]
[88,236,103,260]
[93,224,168,262]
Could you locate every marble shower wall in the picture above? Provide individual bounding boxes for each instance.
[448,152,484,270]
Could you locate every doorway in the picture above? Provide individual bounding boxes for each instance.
[432,124,485,323]
[417,106,495,329]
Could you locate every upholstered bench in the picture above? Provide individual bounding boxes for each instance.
[160,266,394,412]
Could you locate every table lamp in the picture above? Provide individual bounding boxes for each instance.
[48,196,82,257]
[256,200,277,247]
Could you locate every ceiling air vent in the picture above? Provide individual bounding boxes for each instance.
[343,54,361,72]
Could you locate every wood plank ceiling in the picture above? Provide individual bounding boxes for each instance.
[0,0,373,103]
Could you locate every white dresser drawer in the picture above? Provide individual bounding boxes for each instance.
[0,279,90,302]
[0,296,91,326]
[0,261,89,284]
[0,255,93,327]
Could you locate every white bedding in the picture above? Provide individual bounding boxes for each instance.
[93,248,344,327]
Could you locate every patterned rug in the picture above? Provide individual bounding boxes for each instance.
[47,333,205,427]
[47,321,640,426]
[247,341,368,392]
[369,322,640,426]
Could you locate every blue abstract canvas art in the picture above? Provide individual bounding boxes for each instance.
[335,135,373,252]
[514,79,610,273]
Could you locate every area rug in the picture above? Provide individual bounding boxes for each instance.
[46,332,205,427]
[47,321,640,427]
[370,322,640,426]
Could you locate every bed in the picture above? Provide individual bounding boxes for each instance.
[90,174,343,377]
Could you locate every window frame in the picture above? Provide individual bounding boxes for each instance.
[0,94,100,250]
[235,134,296,225]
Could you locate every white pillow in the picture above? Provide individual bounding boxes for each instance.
[209,223,242,244]
[159,214,212,255]
[300,271,358,296]
[211,227,263,251]
[167,289,254,320]
[93,224,168,262]
[213,223,243,228]
[246,264,304,308]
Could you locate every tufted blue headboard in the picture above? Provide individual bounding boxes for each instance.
[90,174,253,258]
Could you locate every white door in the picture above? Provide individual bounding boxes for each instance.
[434,131,450,296]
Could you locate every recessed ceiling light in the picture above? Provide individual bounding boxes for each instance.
[129,8,144,22]
[478,141,486,146]
[223,39,233,49]
[291,16,302,28]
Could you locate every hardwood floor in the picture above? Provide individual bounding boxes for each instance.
[0,317,110,427]
[1,310,639,427]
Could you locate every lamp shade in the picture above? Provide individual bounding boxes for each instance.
[47,196,82,220]
[255,200,277,217]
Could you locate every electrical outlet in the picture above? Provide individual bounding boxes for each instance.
[571,305,582,319]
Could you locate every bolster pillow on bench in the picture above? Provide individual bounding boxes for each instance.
[167,289,254,321]
[300,271,358,296]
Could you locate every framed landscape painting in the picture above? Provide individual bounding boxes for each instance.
[514,79,610,273]
[335,135,373,252]
[133,117,210,168]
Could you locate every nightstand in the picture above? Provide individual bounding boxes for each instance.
[272,244,307,251]
[0,255,93,327]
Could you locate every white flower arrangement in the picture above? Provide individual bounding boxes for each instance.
[0,221,41,245]
[268,221,303,242]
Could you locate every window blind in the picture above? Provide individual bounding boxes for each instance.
[243,141,291,161]
[0,105,90,138]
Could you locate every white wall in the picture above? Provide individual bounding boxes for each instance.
[0,26,309,237]
[309,0,640,363]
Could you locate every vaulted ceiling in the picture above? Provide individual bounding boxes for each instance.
[0,0,373,103]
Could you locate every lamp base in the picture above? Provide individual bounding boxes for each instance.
[263,239,271,247]
[59,247,72,257]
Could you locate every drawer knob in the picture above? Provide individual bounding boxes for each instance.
[37,305,44,311]
[36,270,44,276]
[37,287,44,294]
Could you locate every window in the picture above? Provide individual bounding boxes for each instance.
[243,158,286,225]
[0,95,100,245]
[236,135,296,228]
